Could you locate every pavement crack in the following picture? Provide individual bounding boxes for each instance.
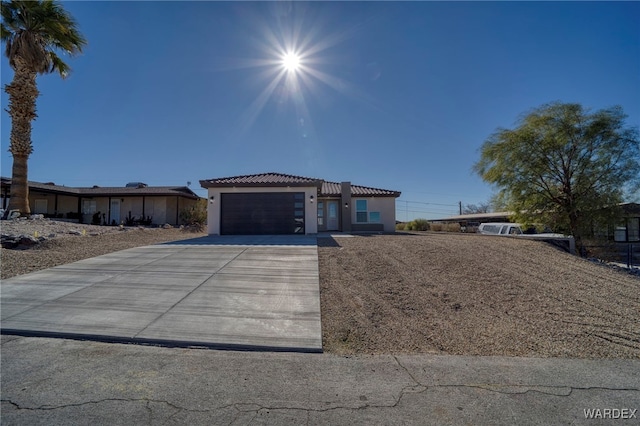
[431,384,640,397]
[391,355,429,408]
[1,398,211,413]
[222,384,640,415]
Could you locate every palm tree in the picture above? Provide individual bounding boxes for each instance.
[1,0,86,216]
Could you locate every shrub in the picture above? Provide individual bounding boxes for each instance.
[179,199,207,232]
[404,218,430,231]
[430,223,461,232]
[412,219,430,231]
[396,222,407,231]
[91,211,102,225]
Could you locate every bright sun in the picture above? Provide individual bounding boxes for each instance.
[282,52,301,72]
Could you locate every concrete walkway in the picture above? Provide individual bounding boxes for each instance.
[1,235,322,352]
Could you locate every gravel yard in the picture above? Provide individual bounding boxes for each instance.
[2,219,638,359]
[319,233,640,359]
[1,219,205,279]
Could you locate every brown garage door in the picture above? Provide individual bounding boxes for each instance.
[220,192,305,235]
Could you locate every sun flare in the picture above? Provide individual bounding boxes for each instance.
[282,52,301,72]
[230,5,375,136]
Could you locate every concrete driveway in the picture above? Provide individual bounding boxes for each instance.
[0,235,322,352]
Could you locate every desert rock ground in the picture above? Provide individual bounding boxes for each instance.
[319,233,639,359]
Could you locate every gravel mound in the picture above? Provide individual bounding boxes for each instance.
[318,233,640,359]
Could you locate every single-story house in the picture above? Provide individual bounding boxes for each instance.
[199,172,401,235]
[1,177,200,226]
[429,211,514,232]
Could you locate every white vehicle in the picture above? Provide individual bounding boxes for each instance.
[478,222,523,236]
[478,222,567,238]
[477,222,575,254]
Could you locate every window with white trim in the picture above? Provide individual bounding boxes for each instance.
[355,199,380,223]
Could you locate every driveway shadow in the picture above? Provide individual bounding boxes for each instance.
[161,235,318,246]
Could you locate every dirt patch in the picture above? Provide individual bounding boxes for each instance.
[318,233,640,359]
[1,226,206,279]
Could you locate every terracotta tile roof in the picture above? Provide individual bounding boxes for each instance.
[199,173,400,197]
[321,181,401,197]
[200,172,324,188]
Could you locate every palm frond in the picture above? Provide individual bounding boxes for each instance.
[0,23,10,41]
[47,50,70,78]
[1,0,86,74]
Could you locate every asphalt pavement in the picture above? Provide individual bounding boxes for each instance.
[1,335,638,425]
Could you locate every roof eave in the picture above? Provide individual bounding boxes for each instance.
[200,180,324,189]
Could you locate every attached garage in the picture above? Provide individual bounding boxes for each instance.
[220,192,305,235]
[200,173,324,235]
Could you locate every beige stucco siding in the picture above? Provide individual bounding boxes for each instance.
[29,192,55,215]
[28,193,77,217]
[149,197,167,225]
[351,197,397,232]
[57,196,78,217]
[120,197,144,221]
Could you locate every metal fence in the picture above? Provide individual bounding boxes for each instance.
[584,242,639,268]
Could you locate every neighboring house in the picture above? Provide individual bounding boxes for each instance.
[429,211,514,232]
[600,202,640,243]
[199,172,401,235]
[1,177,200,226]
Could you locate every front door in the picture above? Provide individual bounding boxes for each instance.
[110,199,121,225]
[327,200,339,231]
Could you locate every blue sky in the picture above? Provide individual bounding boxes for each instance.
[2,1,639,220]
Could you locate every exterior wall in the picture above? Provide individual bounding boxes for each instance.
[29,192,56,215]
[79,197,110,224]
[2,186,196,225]
[96,198,110,223]
[121,197,144,222]
[341,182,352,232]
[206,186,319,235]
[57,195,78,217]
[351,197,397,232]
[28,192,78,217]
[149,197,167,225]
[166,197,178,225]
[81,196,169,225]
